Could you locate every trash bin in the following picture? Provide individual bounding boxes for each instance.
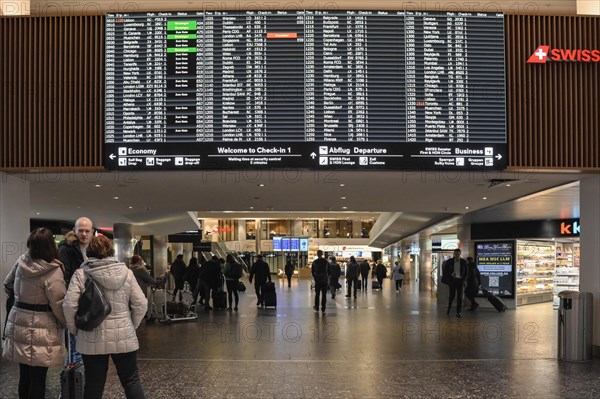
[558,291,593,361]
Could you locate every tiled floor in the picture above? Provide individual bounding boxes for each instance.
[2,278,599,398]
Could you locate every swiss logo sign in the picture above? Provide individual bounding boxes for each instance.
[528,45,600,63]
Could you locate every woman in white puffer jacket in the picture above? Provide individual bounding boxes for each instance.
[63,235,147,399]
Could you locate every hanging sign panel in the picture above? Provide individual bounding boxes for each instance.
[105,11,506,170]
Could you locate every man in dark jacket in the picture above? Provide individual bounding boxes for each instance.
[58,216,94,284]
[375,260,387,291]
[359,259,371,291]
[249,254,271,307]
[58,216,93,365]
[284,257,295,288]
[345,256,360,299]
[170,254,187,302]
[311,250,330,313]
[442,248,468,318]
[328,257,341,299]
[201,255,223,310]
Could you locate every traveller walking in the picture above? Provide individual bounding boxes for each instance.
[3,228,67,399]
[311,250,330,313]
[392,261,405,292]
[284,257,295,288]
[185,257,201,296]
[375,260,387,291]
[169,254,186,302]
[201,255,223,310]
[249,254,271,307]
[442,248,468,318]
[328,256,341,299]
[63,235,147,398]
[223,254,243,311]
[345,256,360,299]
[465,257,482,311]
[359,259,370,291]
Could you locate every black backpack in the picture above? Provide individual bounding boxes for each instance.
[230,262,243,280]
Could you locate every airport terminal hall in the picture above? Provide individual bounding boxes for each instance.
[1,1,600,398]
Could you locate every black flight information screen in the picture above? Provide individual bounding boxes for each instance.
[105,11,506,170]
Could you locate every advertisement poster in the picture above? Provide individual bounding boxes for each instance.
[475,241,515,298]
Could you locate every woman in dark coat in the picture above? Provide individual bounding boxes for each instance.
[465,257,482,311]
[185,257,201,294]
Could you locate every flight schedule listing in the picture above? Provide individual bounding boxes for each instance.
[105,10,507,170]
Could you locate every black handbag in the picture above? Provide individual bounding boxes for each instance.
[75,277,112,331]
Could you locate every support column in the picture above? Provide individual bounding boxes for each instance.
[255,219,261,254]
[153,236,168,276]
[579,175,600,355]
[0,173,30,334]
[456,222,473,258]
[419,237,431,292]
[113,223,134,263]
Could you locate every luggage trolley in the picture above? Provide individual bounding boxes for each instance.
[149,286,198,324]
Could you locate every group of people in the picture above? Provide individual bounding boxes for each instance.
[442,248,482,318]
[311,252,406,313]
[170,253,245,311]
[165,252,278,311]
[2,217,148,398]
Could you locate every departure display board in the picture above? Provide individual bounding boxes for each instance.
[105,11,506,170]
[475,241,515,298]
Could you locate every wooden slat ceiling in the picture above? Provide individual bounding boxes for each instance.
[0,16,104,170]
[505,15,600,169]
[1,13,598,171]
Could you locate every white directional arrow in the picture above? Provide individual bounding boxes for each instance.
[109,154,116,160]
[495,154,502,160]
[310,152,317,159]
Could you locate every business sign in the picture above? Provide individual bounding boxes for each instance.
[472,218,580,239]
[475,241,515,298]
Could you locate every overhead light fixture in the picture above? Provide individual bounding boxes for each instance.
[258,184,265,187]
[249,206,254,210]
[340,196,346,200]
[95,184,102,188]
[506,184,511,187]
[340,183,345,187]
[482,197,487,200]
[128,206,133,209]
[342,206,348,210]
[113,196,119,200]
[36,212,40,215]
[464,206,470,210]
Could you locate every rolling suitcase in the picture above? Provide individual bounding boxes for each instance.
[481,287,507,312]
[61,334,85,399]
[372,281,381,290]
[212,289,227,309]
[263,282,277,307]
